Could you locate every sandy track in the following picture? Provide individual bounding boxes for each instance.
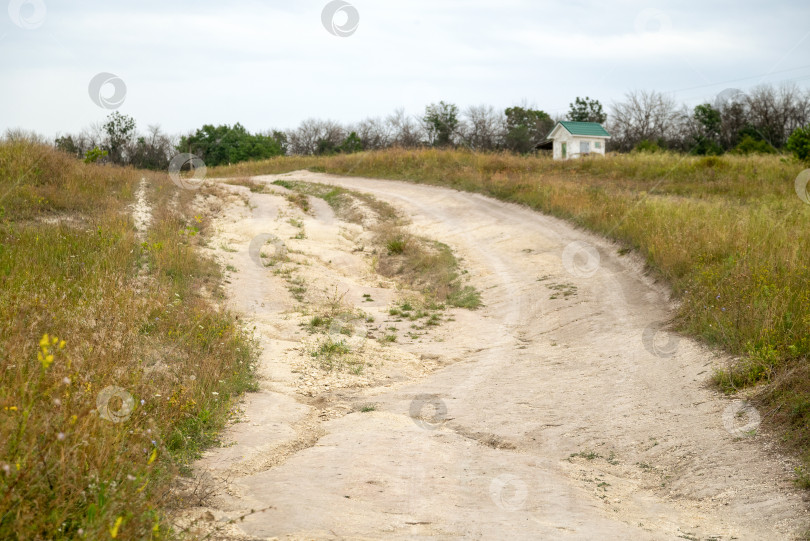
[187,171,808,540]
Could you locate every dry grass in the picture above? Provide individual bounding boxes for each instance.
[223,177,268,193]
[213,148,810,474]
[0,140,258,539]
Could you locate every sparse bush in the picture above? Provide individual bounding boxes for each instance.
[386,237,407,254]
[83,146,108,163]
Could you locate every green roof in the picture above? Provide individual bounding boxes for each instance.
[552,121,611,138]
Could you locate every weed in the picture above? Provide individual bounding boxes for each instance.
[285,192,310,213]
[570,451,601,461]
[386,237,407,254]
[225,177,267,193]
[287,276,307,302]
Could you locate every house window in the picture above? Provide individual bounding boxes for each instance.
[561,142,567,158]
[580,141,589,154]
[595,141,601,149]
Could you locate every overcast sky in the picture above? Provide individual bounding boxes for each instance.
[2,0,809,138]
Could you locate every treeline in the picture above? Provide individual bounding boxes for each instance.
[610,85,810,155]
[50,83,810,168]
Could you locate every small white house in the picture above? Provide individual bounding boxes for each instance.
[544,121,611,160]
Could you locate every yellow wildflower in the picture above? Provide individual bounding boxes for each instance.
[110,516,123,538]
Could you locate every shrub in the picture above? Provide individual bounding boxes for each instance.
[787,125,810,161]
[732,135,777,155]
[633,139,664,153]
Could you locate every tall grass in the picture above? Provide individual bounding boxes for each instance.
[212,148,810,470]
[0,140,257,539]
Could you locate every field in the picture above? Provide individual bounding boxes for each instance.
[212,148,810,474]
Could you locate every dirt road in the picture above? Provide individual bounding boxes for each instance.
[187,171,808,540]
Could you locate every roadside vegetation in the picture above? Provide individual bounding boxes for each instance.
[0,139,258,539]
[210,148,810,478]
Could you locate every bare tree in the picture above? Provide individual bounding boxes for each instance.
[460,105,504,151]
[717,97,749,150]
[287,119,345,155]
[745,83,810,149]
[55,122,106,159]
[127,124,176,170]
[4,129,49,144]
[354,117,392,150]
[609,90,679,151]
[386,108,424,148]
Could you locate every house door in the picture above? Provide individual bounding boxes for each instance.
[561,142,567,159]
[580,141,589,154]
